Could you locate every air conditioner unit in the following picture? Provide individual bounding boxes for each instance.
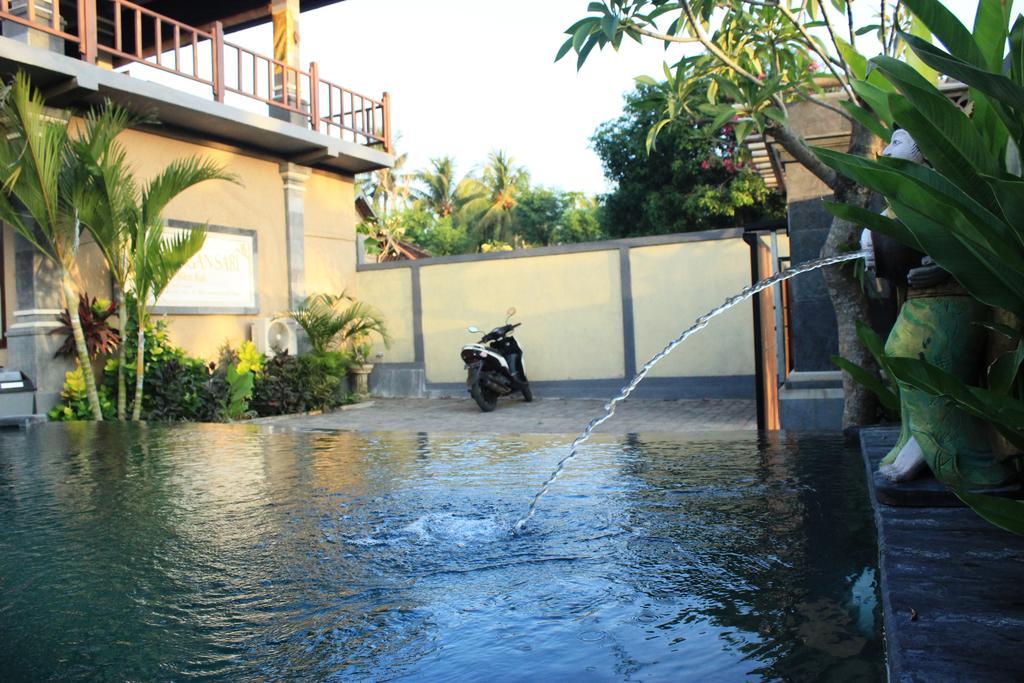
[251,317,298,356]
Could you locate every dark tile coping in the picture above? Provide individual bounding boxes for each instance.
[860,426,1024,682]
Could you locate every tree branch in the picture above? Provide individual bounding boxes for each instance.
[627,23,701,45]
[777,4,858,102]
[819,4,852,83]
[799,94,854,123]
[767,124,844,191]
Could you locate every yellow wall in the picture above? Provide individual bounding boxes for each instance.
[630,239,755,377]
[356,268,415,363]
[419,250,624,383]
[304,170,358,296]
[102,130,356,360]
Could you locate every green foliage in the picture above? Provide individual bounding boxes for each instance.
[289,292,390,355]
[816,0,1024,530]
[592,85,784,237]
[51,294,120,360]
[48,366,114,422]
[223,364,255,421]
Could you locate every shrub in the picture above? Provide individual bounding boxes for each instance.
[250,350,354,416]
[48,365,115,421]
[51,294,120,360]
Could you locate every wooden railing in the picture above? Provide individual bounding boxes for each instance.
[0,0,392,154]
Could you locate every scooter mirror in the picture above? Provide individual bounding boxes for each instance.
[506,307,516,320]
[467,326,480,334]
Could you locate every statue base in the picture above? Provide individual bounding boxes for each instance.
[872,468,1022,507]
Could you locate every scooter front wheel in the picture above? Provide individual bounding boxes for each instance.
[470,382,498,412]
[521,382,533,402]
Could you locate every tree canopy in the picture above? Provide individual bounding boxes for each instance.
[592,85,785,238]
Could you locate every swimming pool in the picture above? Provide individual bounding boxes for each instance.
[0,424,882,680]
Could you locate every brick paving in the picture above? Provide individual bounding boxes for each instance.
[251,396,757,434]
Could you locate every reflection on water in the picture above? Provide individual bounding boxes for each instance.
[0,424,882,681]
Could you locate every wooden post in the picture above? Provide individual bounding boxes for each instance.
[382,91,392,154]
[308,61,320,133]
[81,0,98,63]
[213,21,225,102]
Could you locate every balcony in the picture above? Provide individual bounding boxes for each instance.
[0,0,393,173]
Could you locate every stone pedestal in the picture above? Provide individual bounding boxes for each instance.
[5,233,70,413]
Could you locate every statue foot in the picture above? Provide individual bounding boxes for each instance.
[879,436,929,482]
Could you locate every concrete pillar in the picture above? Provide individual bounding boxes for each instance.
[270,0,305,124]
[5,233,70,413]
[280,162,311,309]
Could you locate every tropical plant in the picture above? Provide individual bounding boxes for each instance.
[560,0,919,427]
[48,365,115,421]
[460,151,530,245]
[289,292,391,356]
[71,105,141,420]
[413,156,460,217]
[591,84,784,237]
[124,161,235,421]
[51,294,120,360]
[815,0,1024,532]
[362,150,410,215]
[830,320,900,418]
[0,74,110,419]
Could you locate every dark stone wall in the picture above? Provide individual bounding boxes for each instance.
[787,197,839,371]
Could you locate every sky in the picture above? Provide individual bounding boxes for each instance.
[232,0,993,196]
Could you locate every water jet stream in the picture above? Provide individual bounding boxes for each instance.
[513,250,868,534]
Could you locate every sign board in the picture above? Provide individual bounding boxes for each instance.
[153,224,259,314]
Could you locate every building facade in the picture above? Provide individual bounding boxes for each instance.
[0,0,393,410]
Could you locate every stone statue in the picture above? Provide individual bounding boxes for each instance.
[862,130,1016,488]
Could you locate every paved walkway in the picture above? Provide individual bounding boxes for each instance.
[252,397,757,434]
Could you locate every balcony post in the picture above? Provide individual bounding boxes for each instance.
[382,91,392,154]
[81,0,97,63]
[213,21,225,102]
[308,61,319,134]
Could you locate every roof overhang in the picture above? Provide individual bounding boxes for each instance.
[135,1,350,33]
[0,35,392,175]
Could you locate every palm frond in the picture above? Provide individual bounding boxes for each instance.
[141,156,237,226]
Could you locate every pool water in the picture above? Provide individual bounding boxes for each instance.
[0,424,882,680]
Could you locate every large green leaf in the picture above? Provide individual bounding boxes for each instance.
[902,14,940,84]
[856,319,900,397]
[839,100,890,142]
[955,491,1024,536]
[819,152,1019,274]
[972,0,1012,72]
[904,33,1024,112]
[822,200,922,251]
[831,354,900,413]
[901,0,986,69]
[886,357,1024,450]
[872,56,1000,179]
[851,80,895,123]
[988,340,1024,395]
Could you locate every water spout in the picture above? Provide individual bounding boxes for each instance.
[513,250,868,534]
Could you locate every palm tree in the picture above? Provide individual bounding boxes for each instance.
[73,114,235,422]
[127,158,236,421]
[70,106,139,420]
[0,74,108,419]
[461,150,529,245]
[362,151,409,215]
[413,156,459,217]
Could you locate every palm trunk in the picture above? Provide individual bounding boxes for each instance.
[116,291,127,421]
[131,304,145,421]
[61,271,104,421]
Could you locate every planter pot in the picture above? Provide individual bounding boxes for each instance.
[348,363,374,398]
